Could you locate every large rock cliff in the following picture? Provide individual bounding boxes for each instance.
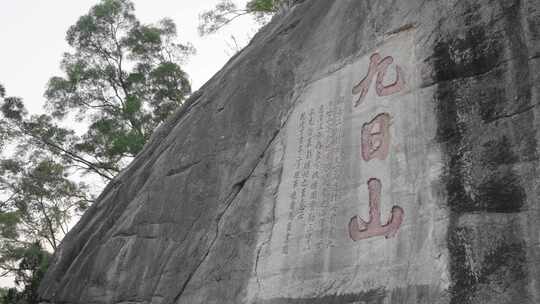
[39,1,540,303]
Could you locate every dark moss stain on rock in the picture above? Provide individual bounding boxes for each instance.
[447,227,527,304]
[432,2,532,303]
[433,83,474,214]
[261,288,386,304]
[476,73,508,123]
[477,0,533,124]
[431,25,502,84]
[434,86,462,143]
[475,174,525,213]
[511,111,539,162]
[527,7,540,42]
[481,136,519,167]
[446,226,477,304]
[443,154,473,214]
[478,241,527,286]
[433,78,476,304]
[500,0,532,98]
[469,136,525,213]
[435,81,528,303]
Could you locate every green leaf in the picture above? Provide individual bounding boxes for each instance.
[124,96,142,115]
[246,0,277,13]
[1,97,27,121]
[0,212,21,239]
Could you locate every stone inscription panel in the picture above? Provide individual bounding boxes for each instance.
[251,31,450,301]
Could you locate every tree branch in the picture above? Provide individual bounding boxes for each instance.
[37,196,57,250]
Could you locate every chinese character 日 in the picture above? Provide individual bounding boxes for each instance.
[352,53,406,107]
[348,178,404,241]
[361,113,391,161]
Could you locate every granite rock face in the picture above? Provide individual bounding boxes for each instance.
[38,1,540,303]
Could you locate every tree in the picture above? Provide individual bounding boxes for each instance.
[2,1,194,181]
[0,1,193,300]
[44,0,194,177]
[0,157,93,253]
[0,84,12,154]
[1,85,92,304]
[1,90,114,180]
[198,0,296,35]
[0,287,20,304]
[0,243,50,304]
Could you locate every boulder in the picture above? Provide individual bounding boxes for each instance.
[39,1,540,303]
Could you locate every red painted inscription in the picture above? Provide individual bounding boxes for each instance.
[352,53,406,107]
[348,178,404,241]
[361,113,391,161]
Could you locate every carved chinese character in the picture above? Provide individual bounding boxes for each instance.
[352,53,406,107]
[361,113,391,161]
[348,178,404,241]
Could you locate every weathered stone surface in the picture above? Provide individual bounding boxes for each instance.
[39,1,540,303]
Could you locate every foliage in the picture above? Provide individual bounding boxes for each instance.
[1,90,114,180]
[44,0,194,177]
[0,84,14,153]
[0,288,19,304]
[0,0,193,300]
[0,156,93,252]
[0,85,93,302]
[0,243,50,304]
[0,1,193,181]
[198,0,284,35]
[0,115,93,277]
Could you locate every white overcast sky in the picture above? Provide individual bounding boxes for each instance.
[0,0,259,114]
[0,0,259,288]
